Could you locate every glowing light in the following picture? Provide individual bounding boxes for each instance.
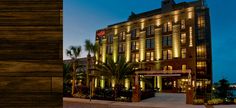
[125,78,130,90]
[127,26,131,33]
[156,19,161,26]
[141,22,145,30]
[157,76,162,91]
[100,76,105,89]
[174,15,178,23]
[189,27,193,47]
[95,78,97,88]
[140,80,145,91]
[111,79,115,88]
[114,28,118,35]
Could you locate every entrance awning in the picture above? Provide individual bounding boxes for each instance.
[135,69,191,77]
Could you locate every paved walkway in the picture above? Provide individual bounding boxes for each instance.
[63,93,236,108]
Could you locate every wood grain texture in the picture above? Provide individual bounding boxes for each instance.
[0,0,62,107]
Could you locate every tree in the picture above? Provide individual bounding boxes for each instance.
[95,55,136,99]
[66,46,81,96]
[63,63,72,96]
[84,39,92,87]
[215,78,232,99]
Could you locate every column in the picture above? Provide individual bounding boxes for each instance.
[139,31,146,61]
[157,76,162,92]
[155,28,162,60]
[125,34,131,62]
[132,74,141,102]
[113,36,118,62]
[154,28,162,92]
[172,24,181,58]
[102,39,107,63]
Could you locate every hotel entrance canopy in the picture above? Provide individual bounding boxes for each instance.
[135,69,192,77]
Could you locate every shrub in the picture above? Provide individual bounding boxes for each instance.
[234,99,236,104]
[193,99,204,105]
[207,98,223,105]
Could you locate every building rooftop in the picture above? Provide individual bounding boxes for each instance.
[108,0,202,27]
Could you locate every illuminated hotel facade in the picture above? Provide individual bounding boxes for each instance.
[95,0,212,99]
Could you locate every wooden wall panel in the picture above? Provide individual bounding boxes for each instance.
[0,0,62,107]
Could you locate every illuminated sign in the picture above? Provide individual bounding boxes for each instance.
[96,29,106,38]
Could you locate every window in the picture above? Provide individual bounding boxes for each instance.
[131,41,139,50]
[181,48,186,58]
[118,43,125,53]
[163,49,172,60]
[198,16,205,28]
[163,65,173,71]
[146,25,155,36]
[146,38,155,49]
[163,23,167,32]
[181,33,186,44]
[107,45,113,54]
[168,22,172,31]
[107,35,113,43]
[131,53,139,62]
[182,65,187,71]
[131,29,137,38]
[163,22,172,32]
[197,45,206,58]
[198,29,205,40]
[119,31,126,41]
[163,35,172,46]
[197,61,206,69]
[181,20,185,29]
[118,54,124,61]
[146,51,154,61]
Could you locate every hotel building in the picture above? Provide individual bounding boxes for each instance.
[95,0,212,99]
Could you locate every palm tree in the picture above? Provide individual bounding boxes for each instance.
[84,39,92,87]
[66,46,81,96]
[95,55,136,99]
[63,63,72,96]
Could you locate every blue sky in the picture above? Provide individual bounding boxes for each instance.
[63,0,236,83]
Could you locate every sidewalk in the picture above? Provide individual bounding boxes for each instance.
[63,97,204,108]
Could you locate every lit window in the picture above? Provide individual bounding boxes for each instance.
[181,33,186,44]
[119,31,126,41]
[198,16,205,28]
[131,53,139,62]
[131,41,139,51]
[197,45,206,58]
[163,23,168,32]
[197,61,206,69]
[163,50,172,60]
[182,65,187,72]
[188,11,192,19]
[146,51,154,61]
[168,22,172,31]
[181,48,187,58]
[167,50,172,59]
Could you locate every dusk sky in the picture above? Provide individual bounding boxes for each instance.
[64,0,236,83]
